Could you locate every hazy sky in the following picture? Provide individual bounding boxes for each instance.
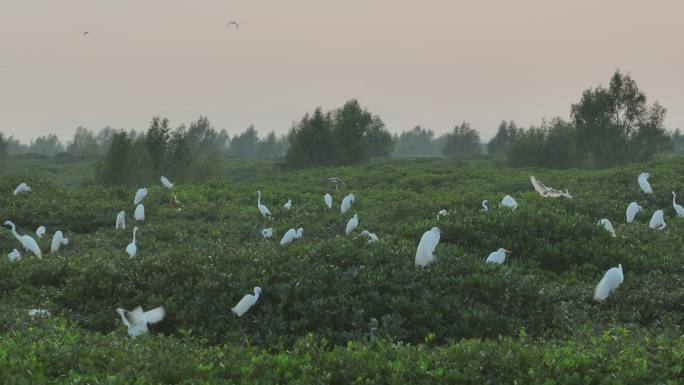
[1,0,683,143]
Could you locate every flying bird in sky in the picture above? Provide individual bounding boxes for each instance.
[227,21,239,30]
[83,31,90,37]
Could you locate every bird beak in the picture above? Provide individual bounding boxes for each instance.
[504,249,512,254]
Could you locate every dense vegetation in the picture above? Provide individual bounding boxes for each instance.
[2,155,684,382]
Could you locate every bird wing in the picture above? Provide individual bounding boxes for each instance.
[143,306,165,324]
[530,176,549,196]
[126,306,145,325]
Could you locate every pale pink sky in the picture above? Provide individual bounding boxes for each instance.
[1,0,683,142]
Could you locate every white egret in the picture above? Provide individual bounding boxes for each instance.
[36,226,46,238]
[324,193,333,209]
[485,248,511,264]
[126,227,138,257]
[257,191,271,218]
[7,249,21,262]
[437,209,448,220]
[649,210,666,230]
[626,202,642,223]
[638,173,652,194]
[345,214,359,235]
[280,227,303,245]
[116,306,165,337]
[672,192,684,217]
[530,176,573,198]
[116,211,126,229]
[360,230,379,243]
[13,183,31,196]
[262,228,273,239]
[231,287,262,317]
[415,227,441,267]
[501,195,518,210]
[134,188,148,205]
[482,200,489,211]
[50,231,69,253]
[160,176,174,189]
[598,219,616,237]
[283,199,292,210]
[134,204,145,221]
[594,264,624,302]
[341,193,355,214]
[3,221,41,258]
[28,308,50,317]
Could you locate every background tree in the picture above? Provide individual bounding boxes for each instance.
[487,121,520,155]
[672,129,684,153]
[442,122,482,157]
[95,132,151,186]
[186,116,229,154]
[392,126,443,157]
[145,117,171,176]
[66,127,99,156]
[229,125,259,158]
[0,133,7,163]
[167,126,193,182]
[331,99,392,164]
[285,108,334,168]
[28,134,65,156]
[571,70,669,167]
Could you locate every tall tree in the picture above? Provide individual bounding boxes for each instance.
[571,70,669,167]
[145,117,171,176]
[285,108,335,168]
[229,125,259,158]
[0,132,7,162]
[29,134,64,156]
[393,126,442,157]
[442,122,482,157]
[67,127,99,156]
[167,125,193,182]
[487,121,519,155]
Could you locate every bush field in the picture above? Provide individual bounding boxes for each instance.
[2,156,684,383]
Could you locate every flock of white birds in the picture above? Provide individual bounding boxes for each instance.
[2,171,678,337]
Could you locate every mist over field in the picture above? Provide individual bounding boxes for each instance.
[3,2,684,384]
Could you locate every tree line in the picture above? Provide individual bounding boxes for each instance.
[1,70,681,179]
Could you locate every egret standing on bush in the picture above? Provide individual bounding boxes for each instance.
[485,248,511,264]
[594,264,624,302]
[116,211,126,229]
[341,193,355,214]
[50,231,68,253]
[13,183,31,196]
[360,230,378,243]
[638,173,652,194]
[626,202,642,223]
[649,210,666,230]
[324,193,333,209]
[232,287,262,317]
[346,214,359,235]
[482,200,489,212]
[7,249,21,262]
[262,228,273,239]
[135,204,145,221]
[501,195,518,210]
[126,227,138,257]
[283,199,292,210]
[36,226,46,238]
[257,191,271,218]
[160,176,174,189]
[672,192,684,217]
[415,227,440,267]
[134,188,148,205]
[280,227,303,245]
[116,306,165,337]
[3,221,41,258]
[598,219,616,237]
